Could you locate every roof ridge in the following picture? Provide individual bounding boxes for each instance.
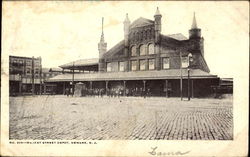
[130,17,154,28]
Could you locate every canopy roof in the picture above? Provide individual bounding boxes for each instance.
[47,69,218,82]
[59,58,99,70]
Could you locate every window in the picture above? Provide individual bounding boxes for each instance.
[131,46,137,56]
[107,62,112,72]
[26,68,31,74]
[148,44,155,54]
[163,58,170,69]
[139,60,146,70]
[131,60,137,71]
[26,60,31,66]
[139,45,146,56]
[148,59,155,70]
[119,61,125,72]
[181,57,188,68]
[35,68,39,74]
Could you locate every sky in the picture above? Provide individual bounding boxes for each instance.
[3,1,249,78]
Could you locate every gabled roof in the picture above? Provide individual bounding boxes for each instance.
[59,58,99,69]
[130,17,154,28]
[47,69,218,82]
[102,40,125,59]
[160,34,182,48]
[166,33,188,41]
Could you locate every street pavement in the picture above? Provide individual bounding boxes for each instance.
[9,95,233,140]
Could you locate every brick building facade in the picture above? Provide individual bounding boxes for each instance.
[48,8,219,97]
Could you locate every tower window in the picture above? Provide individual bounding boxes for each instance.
[163,57,170,69]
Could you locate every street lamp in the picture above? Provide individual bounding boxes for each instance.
[187,53,193,101]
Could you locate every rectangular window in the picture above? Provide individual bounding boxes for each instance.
[26,60,31,66]
[139,60,146,70]
[163,57,170,69]
[107,62,112,72]
[35,69,39,74]
[19,60,23,64]
[35,60,40,66]
[119,61,125,72]
[131,60,137,71]
[181,57,188,68]
[148,59,155,70]
[26,68,31,74]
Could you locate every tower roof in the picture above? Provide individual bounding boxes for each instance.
[191,12,198,29]
[100,17,105,42]
[155,7,161,16]
[124,13,130,23]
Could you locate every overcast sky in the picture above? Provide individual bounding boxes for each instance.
[3,1,249,78]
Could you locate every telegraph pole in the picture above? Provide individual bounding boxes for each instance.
[72,62,75,96]
[187,53,193,101]
[180,50,183,101]
[32,56,35,95]
[39,57,42,95]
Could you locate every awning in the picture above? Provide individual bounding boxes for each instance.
[47,69,218,82]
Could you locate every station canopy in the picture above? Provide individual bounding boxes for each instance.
[47,69,218,82]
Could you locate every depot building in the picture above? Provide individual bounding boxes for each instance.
[47,8,219,97]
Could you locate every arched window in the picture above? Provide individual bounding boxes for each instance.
[147,30,151,39]
[148,44,155,54]
[136,32,139,41]
[139,45,146,56]
[131,46,137,56]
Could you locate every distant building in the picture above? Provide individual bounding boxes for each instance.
[47,8,220,97]
[9,55,62,95]
[9,55,42,95]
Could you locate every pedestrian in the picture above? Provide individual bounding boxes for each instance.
[66,88,70,97]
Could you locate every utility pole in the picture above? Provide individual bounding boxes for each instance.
[180,50,183,101]
[187,53,193,101]
[39,57,42,95]
[72,62,75,96]
[32,56,35,95]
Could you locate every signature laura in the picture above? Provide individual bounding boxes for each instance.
[149,147,190,156]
